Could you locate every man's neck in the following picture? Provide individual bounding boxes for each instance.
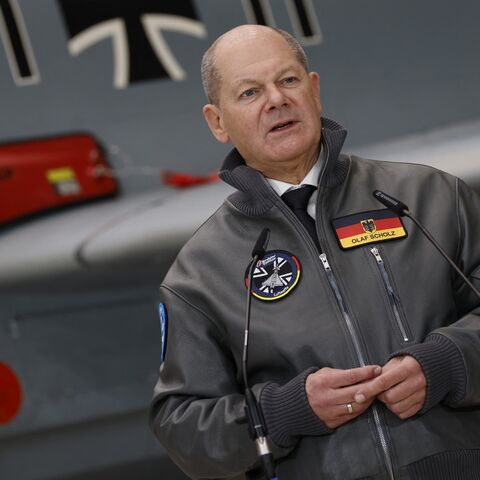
[262,146,321,184]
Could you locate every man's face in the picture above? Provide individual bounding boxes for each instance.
[203,30,322,174]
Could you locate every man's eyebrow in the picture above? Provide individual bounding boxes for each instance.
[276,65,303,77]
[232,65,303,89]
[232,78,258,89]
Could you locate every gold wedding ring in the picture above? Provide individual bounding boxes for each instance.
[346,403,354,415]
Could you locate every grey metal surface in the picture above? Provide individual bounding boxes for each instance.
[0,182,233,286]
[355,118,480,190]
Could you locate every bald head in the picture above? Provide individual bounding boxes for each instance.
[201,25,309,105]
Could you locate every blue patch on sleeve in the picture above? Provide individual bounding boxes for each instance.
[158,303,168,363]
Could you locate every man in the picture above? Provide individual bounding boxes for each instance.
[150,25,480,479]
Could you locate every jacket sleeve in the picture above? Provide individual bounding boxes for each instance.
[392,178,480,412]
[149,285,329,479]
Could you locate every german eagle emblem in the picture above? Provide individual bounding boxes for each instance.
[361,219,376,233]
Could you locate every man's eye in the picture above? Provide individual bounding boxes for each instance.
[241,88,256,98]
[282,76,298,85]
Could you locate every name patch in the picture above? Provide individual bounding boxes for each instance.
[245,250,301,301]
[332,209,407,250]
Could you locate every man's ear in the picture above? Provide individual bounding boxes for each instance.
[203,104,230,144]
[309,71,322,111]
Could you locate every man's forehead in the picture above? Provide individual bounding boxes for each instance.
[215,34,297,82]
[215,26,290,64]
[215,24,282,48]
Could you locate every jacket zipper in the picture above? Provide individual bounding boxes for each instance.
[273,148,395,478]
[370,247,409,342]
[319,253,364,362]
[320,253,395,480]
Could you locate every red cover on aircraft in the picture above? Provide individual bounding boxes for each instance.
[0,134,117,224]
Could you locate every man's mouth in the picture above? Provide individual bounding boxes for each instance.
[270,120,296,132]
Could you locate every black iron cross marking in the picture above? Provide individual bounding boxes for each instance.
[57,0,206,88]
[0,0,40,85]
[242,0,322,46]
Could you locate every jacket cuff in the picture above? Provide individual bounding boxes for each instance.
[259,368,333,448]
[390,333,466,413]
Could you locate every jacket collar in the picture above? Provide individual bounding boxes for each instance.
[218,117,349,216]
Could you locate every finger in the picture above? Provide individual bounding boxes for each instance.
[330,402,362,418]
[380,356,402,372]
[309,391,374,422]
[377,380,413,404]
[309,377,373,407]
[323,401,373,428]
[382,390,426,415]
[325,380,381,406]
[378,371,427,403]
[354,365,409,403]
[327,365,382,388]
[394,401,424,420]
[377,372,426,405]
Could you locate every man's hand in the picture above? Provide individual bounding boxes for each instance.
[305,365,381,429]
[354,356,426,419]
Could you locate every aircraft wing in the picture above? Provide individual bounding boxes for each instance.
[353,119,480,191]
[0,182,234,289]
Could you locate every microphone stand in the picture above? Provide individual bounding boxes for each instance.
[243,228,278,480]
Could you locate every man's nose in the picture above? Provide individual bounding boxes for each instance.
[265,85,288,110]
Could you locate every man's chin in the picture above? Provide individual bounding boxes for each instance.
[264,141,315,164]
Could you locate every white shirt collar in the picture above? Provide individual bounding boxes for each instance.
[266,147,323,197]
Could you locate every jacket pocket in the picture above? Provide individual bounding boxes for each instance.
[369,246,412,343]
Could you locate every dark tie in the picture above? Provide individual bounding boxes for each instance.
[281,185,321,251]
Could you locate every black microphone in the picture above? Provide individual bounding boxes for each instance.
[373,190,480,300]
[243,228,278,480]
[252,227,271,258]
[373,190,409,216]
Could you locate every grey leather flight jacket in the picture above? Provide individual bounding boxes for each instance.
[150,118,480,479]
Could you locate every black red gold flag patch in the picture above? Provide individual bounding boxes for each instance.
[332,209,407,250]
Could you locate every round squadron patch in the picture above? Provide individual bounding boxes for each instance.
[245,250,301,301]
